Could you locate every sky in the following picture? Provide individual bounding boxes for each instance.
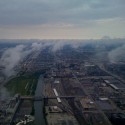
[0,0,125,39]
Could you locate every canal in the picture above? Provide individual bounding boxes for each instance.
[34,75,46,125]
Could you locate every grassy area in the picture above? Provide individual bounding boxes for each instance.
[5,74,39,96]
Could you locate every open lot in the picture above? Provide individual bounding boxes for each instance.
[5,75,39,96]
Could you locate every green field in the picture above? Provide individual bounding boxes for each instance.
[5,75,39,96]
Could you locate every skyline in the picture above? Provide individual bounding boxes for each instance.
[0,0,125,39]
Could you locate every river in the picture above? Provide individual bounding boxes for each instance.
[34,75,46,125]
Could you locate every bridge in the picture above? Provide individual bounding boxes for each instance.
[20,95,84,101]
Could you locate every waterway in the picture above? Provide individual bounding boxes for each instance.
[34,75,46,125]
[0,85,11,101]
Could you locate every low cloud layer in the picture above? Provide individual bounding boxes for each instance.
[0,45,30,77]
[108,44,125,63]
[0,39,125,77]
[0,41,84,77]
[0,42,48,77]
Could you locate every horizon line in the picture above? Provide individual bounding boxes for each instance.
[0,37,125,41]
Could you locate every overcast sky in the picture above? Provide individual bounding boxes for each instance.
[0,0,125,39]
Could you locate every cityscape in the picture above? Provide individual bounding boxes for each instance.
[0,39,125,125]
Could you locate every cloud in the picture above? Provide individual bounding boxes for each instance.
[0,39,125,77]
[108,44,125,63]
[0,40,86,77]
[50,40,84,52]
[0,45,29,77]
[31,42,43,51]
[0,42,44,77]
[0,0,125,26]
[0,42,46,77]
[0,0,125,39]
